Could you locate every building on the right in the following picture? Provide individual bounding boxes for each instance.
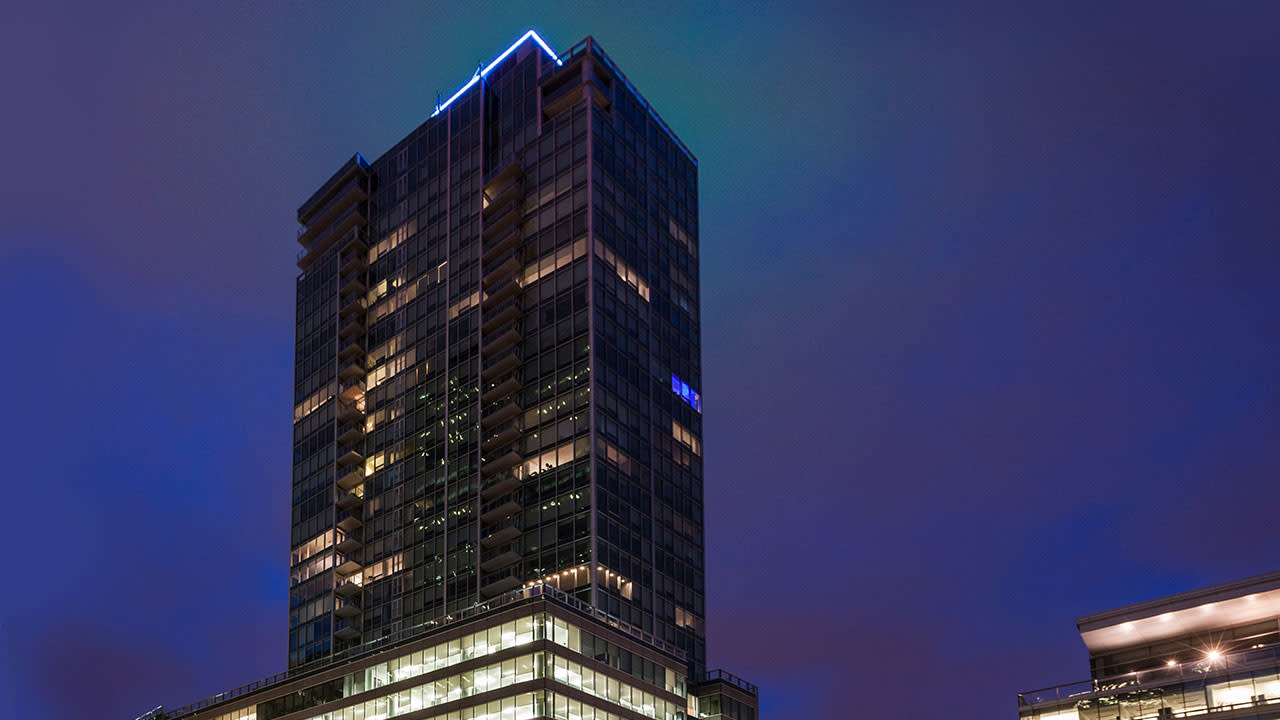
[1019,570,1280,720]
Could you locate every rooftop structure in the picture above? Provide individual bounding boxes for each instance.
[1019,571,1280,720]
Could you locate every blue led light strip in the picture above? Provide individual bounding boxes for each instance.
[431,30,563,117]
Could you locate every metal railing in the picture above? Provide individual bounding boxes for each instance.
[700,669,759,695]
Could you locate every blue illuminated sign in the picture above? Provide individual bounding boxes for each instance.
[671,374,702,413]
[431,30,563,118]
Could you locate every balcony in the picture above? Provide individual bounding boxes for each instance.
[339,251,367,277]
[481,326,520,357]
[340,311,365,331]
[339,229,368,255]
[480,550,522,574]
[482,352,521,382]
[481,200,521,241]
[481,473,521,501]
[480,522,522,549]
[482,289,521,319]
[480,500,522,525]
[334,556,362,576]
[336,533,363,554]
[339,318,365,340]
[298,160,367,227]
[540,59,611,121]
[485,160,523,188]
[481,400,522,428]
[333,625,360,641]
[482,424,522,453]
[338,342,364,363]
[341,275,366,297]
[336,490,363,510]
[337,450,364,467]
[482,275,520,308]
[482,252,521,290]
[481,223,521,264]
[298,207,367,271]
[479,574,522,598]
[483,179,520,214]
[336,416,363,442]
[334,596,361,619]
[336,400,363,423]
[339,378,362,397]
[337,426,363,447]
[340,295,366,317]
[481,377,522,405]
[481,301,521,335]
[335,579,362,597]
[338,362,365,384]
[336,510,362,533]
[481,450,521,477]
[482,163,522,212]
[335,468,366,489]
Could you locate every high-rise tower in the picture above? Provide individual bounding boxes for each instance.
[289,31,710,681]
[134,31,756,720]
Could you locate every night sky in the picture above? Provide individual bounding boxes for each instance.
[3,2,1280,719]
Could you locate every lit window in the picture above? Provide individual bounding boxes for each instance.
[671,374,701,413]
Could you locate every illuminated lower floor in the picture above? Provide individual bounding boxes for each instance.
[1021,652,1280,720]
[140,589,757,720]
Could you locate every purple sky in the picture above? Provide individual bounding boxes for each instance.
[3,2,1280,719]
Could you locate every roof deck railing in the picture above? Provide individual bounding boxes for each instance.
[700,668,759,695]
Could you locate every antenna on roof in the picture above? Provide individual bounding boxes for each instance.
[434,91,443,115]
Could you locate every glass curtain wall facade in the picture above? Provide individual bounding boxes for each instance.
[290,33,708,676]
